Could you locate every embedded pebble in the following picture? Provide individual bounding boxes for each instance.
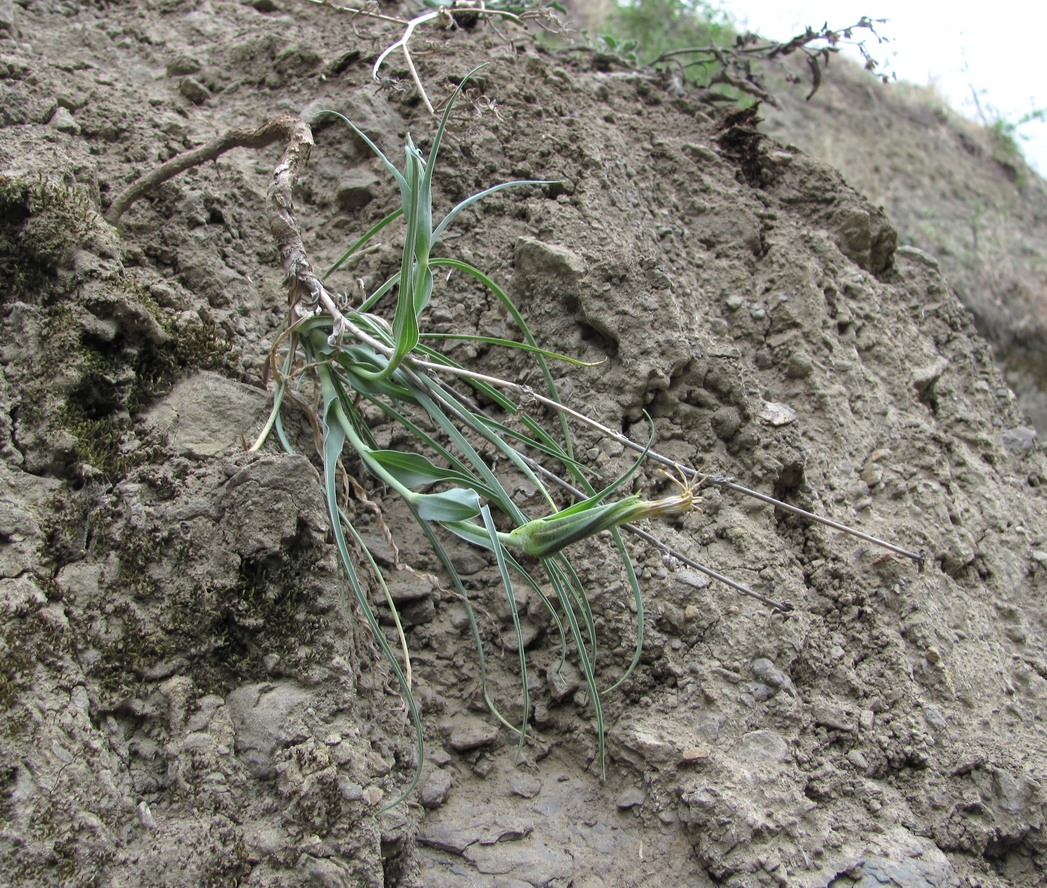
[48,107,80,135]
[751,658,794,694]
[509,772,542,799]
[1000,426,1038,454]
[178,77,211,104]
[420,769,453,809]
[546,662,581,703]
[448,717,500,752]
[758,400,797,427]
[336,171,380,211]
[616,786,646,810]
[681,745,711,766]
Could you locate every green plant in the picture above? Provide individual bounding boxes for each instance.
[596,2,890,104]
[106,70,921,811]
[247,71,921,808]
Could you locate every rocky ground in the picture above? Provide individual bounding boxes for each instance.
[1,2,1045,886]
[760,50,1047,434]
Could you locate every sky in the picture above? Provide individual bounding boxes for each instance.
[720,1,1047,176]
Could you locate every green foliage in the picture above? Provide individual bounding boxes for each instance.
[604,0,736,65]
[595,3,889,103]
[255,74,671,808]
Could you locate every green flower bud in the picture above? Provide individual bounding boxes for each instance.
[503,482,700,558]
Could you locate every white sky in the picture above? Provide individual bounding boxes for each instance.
[721,1,1047,176]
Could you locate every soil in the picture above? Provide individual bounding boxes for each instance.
[1,2,1045,887]
[759,52,1047,434]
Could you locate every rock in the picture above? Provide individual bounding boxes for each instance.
[546,662,581,703]
[733,729,790,768]
[500,619,542,651]
[681,745,712,766]
[420,768,453,808]
[509,772,542,799]
[335,171,380,211]
[226,682,312,779]
[751,658,794,695]
[758,400,797,426]
[812,700,856,732]
[616,786,646,810]
[447,717,500,752]
[0,0,15,36]
[827,203,897,274]
[1000,426,1038,454]
[514,237,586,283]
[896,245,940,271]
[387,571,434,603]
[143,371,269,459]
[911,357,949,394]
[711,405,742,441]
[48,107,80,135]
[178,77,211,104]
[166,54,201,76]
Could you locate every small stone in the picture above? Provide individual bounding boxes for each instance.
[178,77,211,104]
[448,605,471,631]
[681,745,711,765]
[48,107,80,135]
[137,801,157,830]
[923,705,948,732]
[514,237,587,283]
[846,749,868,771]
[897,244,940,270]
[448,717,499,752]
[683,604,701,622]
[420,769,453,809]
[0,0,16,35]
[861,462,883,486]
[335,171,380,212]
[500,620,541,651]
[1000,426,1037,455]
[911,358,948,394]
[751,658,793,694]
[711,406,742,441]
[339,778,364,802]
[725,293,744,312]
[925,646,941,664]
[1006,624,1028,644]
[758,400,797,427]
[785,353,812,379]
[429,746,452,767]
[616,786,646,810]
[166,54,201,76]
[363,786,384,807]
[509,772,542,799]
[546,662,581,703]
[813,701,856,732]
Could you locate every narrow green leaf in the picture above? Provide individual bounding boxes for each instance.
[410,487,482,522]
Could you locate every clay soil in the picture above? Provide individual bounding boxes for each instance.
[1,2,1045,887]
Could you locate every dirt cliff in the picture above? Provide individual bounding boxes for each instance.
[760,51,1047,434]
[1,2,1045,886]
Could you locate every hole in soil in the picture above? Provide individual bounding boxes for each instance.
[577,319,618,358]
[773,461,806,502]
[70,373,119,420]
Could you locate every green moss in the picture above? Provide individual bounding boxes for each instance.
[0,175,98,303]
[212,542,328,678]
